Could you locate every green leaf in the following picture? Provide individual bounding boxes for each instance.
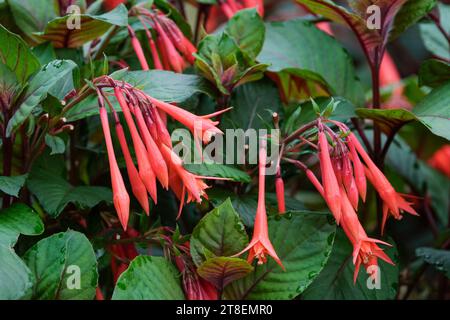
[419,59,450,88]
[0,203,44,246]
[222,78,281,130]
[302,230,399,300]
[45,134,66,155]
[27,153,112,217]
[416,247,450,278]
[197,257,254,291]
[0,174,28,197]
[6,60,77,135]
[112,256,185,300]
[224,211,336,300]
[0,24,40,84]
[224,8,265,60]
[23,230,98,300]
[0,244,34,300]
[258,19,365,106]
[34,4,128,48]
[355,108,416,135]
[420,3,450,60]
[190,198,249,266]
[391,0,437,40]
[8,0,57,43]
[65,70,214,121]
[184,163,251,183]
[356,82,450,140]
[413,81,450,140]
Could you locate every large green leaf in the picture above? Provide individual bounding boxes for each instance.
[197,257,254,291]
[0,203,44,246]
[27,153,112,217]
[0,244,34,300]
[391,0,437,40]
[112,256,185,300]
[0,24,40,84]
[224,8,265,60]
[258,19,365,106]
[8,0,57,43]
[0,174,28,197]
[420,3,450,60]
[302,230,399,300]
[65,70,215,121]
[413,81,450,140]
[224,211,336,300]
[419,59,450,88]
[416,247,450,278]
[23,230,98,300]
[34,4,128,48]
[184,163,251,183]
[6,60,77,135]
[222,78,282,130]
[190,198,249,266]
[356,82,450,140]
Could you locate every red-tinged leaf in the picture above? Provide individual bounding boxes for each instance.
[197,257,254,290]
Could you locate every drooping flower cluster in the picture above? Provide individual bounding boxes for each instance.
[95,76,226,230]
[279,118,418,280]
[128,5,197,72]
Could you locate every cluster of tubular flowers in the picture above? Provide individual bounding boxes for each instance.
[218,0,264,18]
[94,76,226,230]
[128,5,196,73]
[279,119,418,281]
[235,139,285,269]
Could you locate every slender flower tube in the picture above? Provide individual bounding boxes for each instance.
[349,133,418,233]
[133,106,169,189]
[114,87,157,202]
[156,35,171,70]
[128,26,149,71]
[234,140,284,269]
[115,122,150,215]
[149,37,163,70]
[220,1,236,19]
[275,175,286,214]
[348,139,367,201]
[318,131,342,224]
[342,157,359,210]
[99,107,130,230]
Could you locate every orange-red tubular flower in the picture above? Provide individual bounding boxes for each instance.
[342,157,359,210]
[128,26,149,71]
[235,140,284,269]
[99,107,130,230]
[114,87,157,202]
[148,96,224,144]
[339,187,394,283]
[115,122,150,215]
[275,175,286,214]
[348,133,418,233]
[154,22,184,73]
[318,131,342,224]
[348,139,367,201]
[428,145,450,178]
[133,106,169,189]
[149,37,163,70]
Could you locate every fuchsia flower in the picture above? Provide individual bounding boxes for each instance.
[99,107,130,230]
[348,133,418,233]
[339,187,394,283]
[235,139,284,269]
[275,175,286,214]
[318,131,342,224]
[128,26,149,71]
